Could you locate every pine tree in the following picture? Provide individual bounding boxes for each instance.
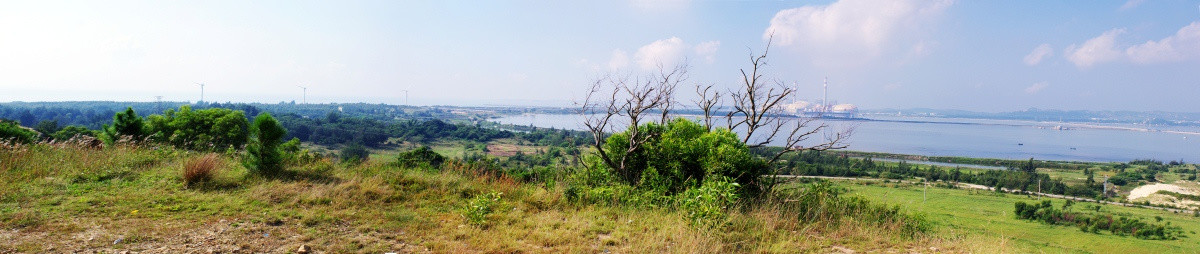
[245,113,286,176]
[102,107,147,144]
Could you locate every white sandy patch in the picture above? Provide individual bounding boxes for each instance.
[1128,183,1197,200]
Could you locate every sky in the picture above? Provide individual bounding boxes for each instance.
[1,0,1199,112]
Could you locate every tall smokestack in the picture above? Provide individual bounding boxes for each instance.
[823,77,828,114]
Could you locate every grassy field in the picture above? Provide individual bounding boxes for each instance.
[0,144,977,253]
[830,180,1200,253]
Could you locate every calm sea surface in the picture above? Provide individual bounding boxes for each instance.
[491,114,1200,163]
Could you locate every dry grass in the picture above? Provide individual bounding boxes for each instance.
[1,145,981,253]
[183,154,220,187]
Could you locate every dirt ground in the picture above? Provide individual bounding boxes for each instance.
[0,216,431,254]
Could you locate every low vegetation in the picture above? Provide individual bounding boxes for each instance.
[1013,200,1185,240]
[840,181,1200,253]
[0,142,965,253]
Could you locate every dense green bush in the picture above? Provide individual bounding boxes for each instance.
[566,118,776,226]
[146,105,249,151]
[339,144,370,164]
[0,119,37,144]
[600,118,769,196]
[102,107,148,143]
[51,125,97,141]
[1013,200,1184,240]
[395,146,446,168]
[678,177,740,227]
[245,113,287,175]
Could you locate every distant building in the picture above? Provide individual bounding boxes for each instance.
[783,77,857,118]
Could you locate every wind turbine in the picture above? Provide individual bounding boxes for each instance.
[195,83,205,103]
[296,85,308,104]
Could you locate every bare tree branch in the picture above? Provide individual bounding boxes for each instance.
[700,35,853,166]
[577,64,687,183]
[694,84,720,130]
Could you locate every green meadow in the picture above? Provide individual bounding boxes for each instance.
[835,180,1200,253]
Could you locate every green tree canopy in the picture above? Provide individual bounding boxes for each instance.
[146,105,249,151]
[103,107,147,142]
[33,120,60,139]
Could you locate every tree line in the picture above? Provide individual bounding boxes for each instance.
[772,150,1105,198]
[1014,200,1185,240]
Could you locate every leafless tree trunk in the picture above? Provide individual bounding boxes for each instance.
[720,38,851,165]
[578,65,686,183]
[694,84,720,130]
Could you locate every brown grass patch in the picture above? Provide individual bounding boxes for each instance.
[183,154,220,187]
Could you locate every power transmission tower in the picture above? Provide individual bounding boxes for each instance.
[155,96,163,112]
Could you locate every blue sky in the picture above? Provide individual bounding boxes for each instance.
[1,0,1198,112]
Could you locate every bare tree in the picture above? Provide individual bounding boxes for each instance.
[694,84,720,130]
[578,38,851,188]
[578,65,686,183]
[719,38,851,164]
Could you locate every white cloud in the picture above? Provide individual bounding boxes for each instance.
[1064,22,1200,68]
[1025,81,1049,94]
[1119,0,1146,11]
[694,41,720,64]
[606,37,719,71]
[608,49,630,71]
[1024,44,1054,66]
[1125,21,1200,64]
[763,0,954,63]
[632,37,688,70]
[1065,28,1125,68]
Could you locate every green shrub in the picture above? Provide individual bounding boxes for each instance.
[395,146,445,168]
[678,177,740,227]
[51,125,97,141]
[33,120,60,140]
[102,107,148,144]
[278,138,320,165]
[339,144,369,164]
[0,120,36,144]
[598,118,769,196]
[462,191,503,226]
